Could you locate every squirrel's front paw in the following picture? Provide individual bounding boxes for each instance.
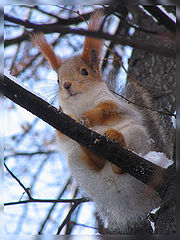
[104,128,126,175]
[80,116,91,128]
[81,111,94,128]
[104,128,126,147]
[58,105,63,112]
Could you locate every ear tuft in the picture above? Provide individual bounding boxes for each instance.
[31,33,62,72]
[81,10,104,73]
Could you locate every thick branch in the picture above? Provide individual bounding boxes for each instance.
[4,14,175,57]
[4,32,29,46]
[4,74,166,193]
[143,6,176,33]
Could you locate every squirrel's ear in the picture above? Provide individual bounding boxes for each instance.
[81,10,104,73]
[31,33,62,72]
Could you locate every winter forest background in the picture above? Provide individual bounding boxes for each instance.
[3,4,176,238]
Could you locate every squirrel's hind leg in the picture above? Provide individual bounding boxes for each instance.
[80,146,106,171]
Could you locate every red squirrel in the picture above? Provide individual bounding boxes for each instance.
[31,10,161,234]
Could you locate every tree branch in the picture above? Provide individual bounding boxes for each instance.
[4,162,32,199]
[56,201,82,235]
[4,159,88,207]
[38,178,72,234]
[4,14,175,57]
[143,6,176,33]
[4,74,167,193]
[4,198,88,206]
[4,150,56,161]
[4,32,29,46]
[112,90,176,118]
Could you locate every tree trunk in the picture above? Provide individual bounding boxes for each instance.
[126,6,176,234]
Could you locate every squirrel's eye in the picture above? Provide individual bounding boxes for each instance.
[81,68,88,76]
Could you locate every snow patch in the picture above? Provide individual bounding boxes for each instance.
[147,138,155,145]
[149,206,161,233]
[171,112,176,129]
[143,151,173,169]
[94,138,100,144]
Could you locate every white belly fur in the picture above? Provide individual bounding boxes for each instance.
[58,137,161,233]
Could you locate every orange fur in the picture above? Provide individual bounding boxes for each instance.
[104,128,126,146]
[56,130,64,136]
[81,101,126,174]
[32,13,127,176]
[57,130,106,172]
[80,146,106,171]
[81,101,122,128]
[104,128,127,174]
[81,10,104,73]
[56,130,68,140]
[79,128,126,174]
[31,33,62,72]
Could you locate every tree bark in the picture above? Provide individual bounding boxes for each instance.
[126,6,176,234]
[127,6,175,155]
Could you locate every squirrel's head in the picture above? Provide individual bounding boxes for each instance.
[31,10,104,100]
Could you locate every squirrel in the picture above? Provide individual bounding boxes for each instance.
[31,10,163,234]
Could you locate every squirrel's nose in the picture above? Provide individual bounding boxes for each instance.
[63,82,72,89]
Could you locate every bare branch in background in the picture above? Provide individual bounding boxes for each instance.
[4,161,88,206]
[56,200,83,235]
[4,150,56,161]
[38,178,72,234]
[4,162,32,200]
[4,14,175,57]
[5,198,88,206]
[112,90,176,118]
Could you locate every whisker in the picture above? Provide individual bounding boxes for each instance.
[34,78,59,106]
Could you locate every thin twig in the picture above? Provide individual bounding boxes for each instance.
[101,15,127,71]
[4,198,89,206]
[4,161,87,209]
[4,162,32,199]
[58,6,88,24]
[102,50,176,118]
[70,221,98,230]
[56,201,82,235]
[65,187,80,234]
[4,150,56,161]
[38,178,72,234]
[104,43,151,92]
[15,156,49,234]
[111,90,176,117]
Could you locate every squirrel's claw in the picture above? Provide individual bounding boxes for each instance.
[80,117,90,128]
